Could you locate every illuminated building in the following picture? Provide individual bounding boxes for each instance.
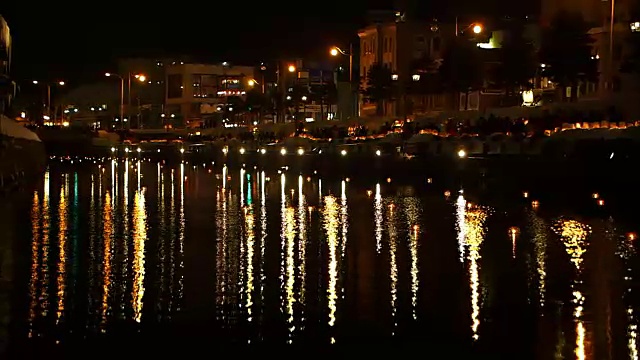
[0,15,14,114]
[164,62,257,128]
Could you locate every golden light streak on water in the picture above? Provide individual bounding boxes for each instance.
[509,227,519,258]
[131,187,147,323]
[280,173,286,314]
[121,159,129,318]
[323,196,339,333]
[374,183,382,254]
[27,191,40,337]
[215,170,228,321]
[554,218,590,360]
[340,180,348,262]
[456,194,467,263]
[284,207,296,342]
[297,175,307,325]
[56,175,68,324]
[177,163,185,310]
[618,232,637,360]
[259,171,267,325]
[158,164,166,316]
[465,203,487,341]
[387,201,398,333]
[410,224,419,320]
[101,189,113,331]
[40,170,50,318]
[528,210,547,308]
[244,206,255,322]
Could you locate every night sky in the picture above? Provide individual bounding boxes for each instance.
[2,0,535,84]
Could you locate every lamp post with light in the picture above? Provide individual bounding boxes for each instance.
[330,45,356,119]
[32,80,65,120]
[105,72,146,129]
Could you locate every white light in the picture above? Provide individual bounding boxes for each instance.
[180,148,185,154]
[157,149,161,153]
[222,146,228,154]
[260,148,266,154]
[297,148,304,155]
[111,147,116,152]
[125,148,130,153]
[137,147,141,153]
[280,148,287,156]
[458,149,466,158]
[341,149,347,156]
[375,149,381,156]
[239,147,246,154]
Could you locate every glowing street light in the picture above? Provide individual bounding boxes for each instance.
[105,72,148,129]
[472,24,483,34]
[288,65,296,73]
[32,80,65,119]
[330,48,339,56]
[247,79,258,87]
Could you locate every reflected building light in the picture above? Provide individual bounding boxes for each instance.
[240,168,245,206]
[28,191,40,337]
[178,163,185,310]
[101,190,113,331]
[222,165,227,190]
[387,200,398,333]
[158,164,167,318]
[244,204,255,322]
[120,159,130,318]
[285,207,296,341]
[374,183,382,254]
[168,168,176,317]
[280,173,287,314]
[56,175,69,324]
[323,195,340,340]
[456,194,467,263]
[553,218,591,360]
[617,228,638,360]
[137,160,141,189]
[215,176,228,321]
[297,175,307,327]
[88,173,98,326]
[132,187,147,323]
[528,210,548,308]
[465,203,488,341]
[403,197,421,321]
[40,170,51,318]
[340,180,348,280]
[259,171,267,325]
[509,227,519,258]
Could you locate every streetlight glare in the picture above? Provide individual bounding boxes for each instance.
[32,80,38,84]
[58,81,65,86]
[330,48,339,56]
[105,72,111,77]
[135,74,147,82]
[248,79,257,87]
[473,24,482,34]
[288,65,296,73]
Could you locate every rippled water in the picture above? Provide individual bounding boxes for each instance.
[4,159,640,358]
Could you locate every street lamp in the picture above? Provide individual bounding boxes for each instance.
[330,45,353,83]
[247,79,258,87]
[472,24,482,34]
[32,80,65,120]
[288,65,296,73]
[105,72,147,128]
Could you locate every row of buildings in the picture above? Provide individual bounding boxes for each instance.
[58,57,343,129]
[48,0,640,129]
[357,0,640,118]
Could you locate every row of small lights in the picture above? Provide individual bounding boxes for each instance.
[109,146,471,158]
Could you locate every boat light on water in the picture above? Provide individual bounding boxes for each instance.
[280,148,287,156]
[297,148,304,155]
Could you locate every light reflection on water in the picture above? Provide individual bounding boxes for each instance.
[15,161,640,355]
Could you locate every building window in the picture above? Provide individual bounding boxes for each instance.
[192,74,217,98]
[167,74,183,98]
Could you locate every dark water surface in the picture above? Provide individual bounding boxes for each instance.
[2,158,640,358]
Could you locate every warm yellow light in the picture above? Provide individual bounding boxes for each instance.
[179,148,185,154]
[239,147,246,154]
[473,24,482,34]
[280,148,287,155]
[458,149,466,158]
[58,81,65,86]
[105,72,112,77]
[136,74,146,82]
[247,79,256,87]
[62,121,69,127]
[288,65,296,73]
[330,48,339,56]
[297,148,304,155]
[340,149,347,156]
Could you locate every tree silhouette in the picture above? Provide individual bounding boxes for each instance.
[360,63,395,116]
[539,11,598,100]
[403,55,440,114]
[621,6,640,76]
[439,38,483,109]
[495,21,537,98]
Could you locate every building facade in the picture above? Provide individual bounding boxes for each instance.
[164,63,256,127]
[358,15,453,117]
